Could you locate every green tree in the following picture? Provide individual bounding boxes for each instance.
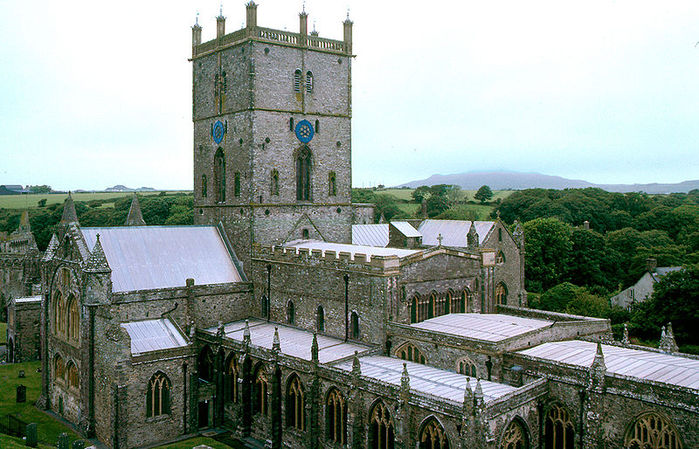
[474,185,493,203]
[523,218,572,292]
[373,194,403,223]
[534,282,610,318]
[27,185,52,194]
[411,186,431,203]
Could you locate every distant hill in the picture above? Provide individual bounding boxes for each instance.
[398,171,699,194]
[105,185,156,192]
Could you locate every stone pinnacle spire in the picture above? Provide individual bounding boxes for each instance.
[272,326,281,352]
[311,332,319,362]
[474,378,484,408]
[351,351,361,377]
[243,319,251,345]
[589,342,606,391]
[621,323,630,346]
[467,223,480,248]
[400,363,410,391]
[659,322,679,353]
[463,378,474,414]
[60,192,79,224]
[84,234,110,273]
[125,193,146,226]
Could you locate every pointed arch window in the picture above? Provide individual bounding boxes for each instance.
[202,174,208,197]
[412,294,431,323]
[350,312,360,339]
[67,296,79,342]
[66,361,79,390]
[544,404,574,449]
[496,251,505,264]
[457,290,468,313]
[500,419,528,449]
[456,357,478,377]
[198,346,214,382]
[227,356,239,403]
[286,375,305,430]
[495,283,508,306]
[428,293,436,319]
[306,71,314,93]
[253,365,269,416]
[317,306,325,332]
[234,172,241,197]
[287,301,296,325]
[214,148,226,203]
[624,412,681,449]
[369,401,395,449]
[395,342,426,364]
[434,292,448,317]
[296,147,312,201]
[328,171,337,197]
[271,169,279,196]
[419,418,450,449]
[326,388,347,444]
[54,354,65,381]
[146,372,171,417]
[52,292,62,336]
[294,69,302,92]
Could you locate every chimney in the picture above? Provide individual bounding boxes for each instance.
[246,1,258,30]
[583,220,590,230]
[646,258,657,273]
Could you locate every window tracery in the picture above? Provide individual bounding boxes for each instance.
[326,388,347,444]
[286,375,305,430]
[395,342,426,364]
[419,418,450,449]
[624,413,681,449]
[146,372,170,417]
[369,401,395,449]
[544,404,574,449]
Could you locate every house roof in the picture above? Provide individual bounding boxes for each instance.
[518,340,699,390]
[120,319,188,355]
[651,267,682,282]
[391,221,422,238]
[285,240,420,259]
[82,226,243,292]
[418,220,494,247]
[334,355,518,404]
[411,313,553,342]
[352,224,389,247]
[207,319,370,364]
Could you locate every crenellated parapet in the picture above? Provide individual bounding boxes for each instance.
[252,244,402,274]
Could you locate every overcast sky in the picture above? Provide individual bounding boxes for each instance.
[1,1,697,190]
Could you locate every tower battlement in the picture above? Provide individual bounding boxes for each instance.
[192,2,353,59]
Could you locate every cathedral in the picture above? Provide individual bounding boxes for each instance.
[14,3,699,449]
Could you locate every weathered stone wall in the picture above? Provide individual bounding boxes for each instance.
[486,221,526,307]
[6,299,40,362]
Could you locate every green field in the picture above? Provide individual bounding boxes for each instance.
[0,322,6,345]
[0,361,81,446]
[0,191,190,210]
[379,188,513,203]
[152,436,241,449]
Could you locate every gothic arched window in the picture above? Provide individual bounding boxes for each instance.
[496,251,505,264]
[456,357,478,378]
[253,365,268,416]
[369,401,395,449]
[271,169,279,196]
[286,375,305,430]
[326,388,347,444]
[306,71,314,93]
[227,356,239,403]
[52,291,62,336]
[294,69,302,92]
[419,417,450,449]
[624,412,681,449]
[317,306,325,333]
[198,346,214,382]
[500,419,529,449]
[214,148,226,203]
[395,342,426,364]
[287,301,296,325]
[495,283,508,306]
[234,172,241,197]
[434,292,448,317]
[296,147,312,201]
[544,404,574,449]
[458,290,469,313]
[412,294,431,323]
[428,293,437,319]
[67,296,79,342]
[315,119,320,133]
[66,361,79,390]
[54,354,65,381]
[202,174,208,197]
[146,372,171,417]
[351,312,360,339]
[328,171,337,196]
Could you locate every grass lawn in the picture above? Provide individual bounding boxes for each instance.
[0,361,81,446]
[439,204,495,220]
[0,323,6,345]
[0,191,190,210]
[151,436,240,449]
[0,433,54,449]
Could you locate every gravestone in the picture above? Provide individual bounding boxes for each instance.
[16,385,26,403]
[72,440,85,449]
[18,370,26,378]
[26,423,37,447]
[57,433,69,449]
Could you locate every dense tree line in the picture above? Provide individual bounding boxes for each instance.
[0,193,193,251]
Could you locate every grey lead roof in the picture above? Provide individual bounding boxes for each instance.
[352,224,389,247]
[411,313,553,342]
[334,355,517,404]
[391,221,422,238]
[82,226,242,292]
[418,220,494,247]
[518,340,699,390]
[207,319,370,363]
[121,319,188,355]
[285,240,419,259]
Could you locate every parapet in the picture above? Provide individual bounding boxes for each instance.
[252,244,402,273]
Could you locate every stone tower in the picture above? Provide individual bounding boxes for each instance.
[191,3,370,269]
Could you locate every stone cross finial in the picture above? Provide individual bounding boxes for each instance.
[622,323,630,346]
[272,326,281,352]
[195,11,199,26]
[437,233,443,246]
[311,332,319,362]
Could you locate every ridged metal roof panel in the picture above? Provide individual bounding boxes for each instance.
[411,313,553,342]
[286,240,419,259]
[391,221,422,238]
[82,226,242,292]
[121,319,188,355]
[519,340,699,390]
[351,224,389,247]
[335,355,517,403]
[418,220,494,248]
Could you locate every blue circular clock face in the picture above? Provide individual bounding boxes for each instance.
[212,121,225,144]
[295,120,314,143]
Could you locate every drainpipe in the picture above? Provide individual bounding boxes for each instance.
[344,274,349,342]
